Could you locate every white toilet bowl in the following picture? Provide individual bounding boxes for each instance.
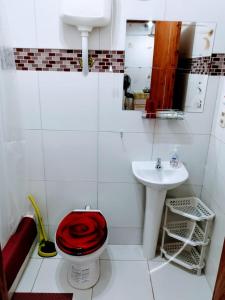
[56,209,108,289]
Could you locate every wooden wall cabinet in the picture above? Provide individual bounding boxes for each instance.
[213,240,225,300]
[147,21,182,116]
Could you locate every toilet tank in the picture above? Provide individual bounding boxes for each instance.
[61,0,112,28]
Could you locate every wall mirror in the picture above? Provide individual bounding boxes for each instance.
[122,20,216,119]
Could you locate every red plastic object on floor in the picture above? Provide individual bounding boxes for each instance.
[0,244,9,300]
[56,211,107,256]
[2,217,37,290]
[12,293,73,300]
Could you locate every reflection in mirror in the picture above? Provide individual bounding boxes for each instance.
[179,22,215,59]
[123,20,155,111]
[122,20,216,119]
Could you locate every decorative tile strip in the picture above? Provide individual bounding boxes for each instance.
[13,48,125,73]
[178,56,211,75]
[210,53,225,76]
[13,48,225,76]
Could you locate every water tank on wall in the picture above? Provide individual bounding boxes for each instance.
[61,0,112,75]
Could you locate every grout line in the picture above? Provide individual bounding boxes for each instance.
[163,0,167,20]
[31,258,44,292]
[147,261,156,300]
[36,170,204,190]
[27,179,202,188]
[36,71,50,233]
[22,129,213,136]
[96,71,100,210]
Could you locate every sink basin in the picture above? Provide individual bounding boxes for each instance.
[132,160,189,260]
[132,161,189,190]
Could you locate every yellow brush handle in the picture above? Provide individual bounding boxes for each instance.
[28,194,48,241]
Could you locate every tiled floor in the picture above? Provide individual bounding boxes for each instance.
[16,245,213,300]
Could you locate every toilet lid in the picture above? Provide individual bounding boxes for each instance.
[56,211,107,256]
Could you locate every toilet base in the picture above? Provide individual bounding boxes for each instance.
[67,259,100,290]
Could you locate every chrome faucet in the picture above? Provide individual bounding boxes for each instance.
[155,158,162,169]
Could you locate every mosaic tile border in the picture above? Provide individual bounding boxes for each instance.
[13,48,125,73]
[179,54,225,76]
[178,56,211,75]
[13,48,225,76]
[210,53,225,76]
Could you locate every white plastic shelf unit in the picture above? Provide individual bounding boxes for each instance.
[160,197,215,275]
[164,221,209,246]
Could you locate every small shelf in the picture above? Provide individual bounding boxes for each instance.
[166,197,215,221]
[164,221,209,246]
[161,242,205,270]
[142,110,184,120]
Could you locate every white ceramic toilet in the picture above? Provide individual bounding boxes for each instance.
[56,208,108,289]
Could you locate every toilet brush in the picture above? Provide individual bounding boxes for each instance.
[28,194,57,258]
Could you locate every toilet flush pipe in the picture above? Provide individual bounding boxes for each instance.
[77,26,93,76]
[81,31,89,76]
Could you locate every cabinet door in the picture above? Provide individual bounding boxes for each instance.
[213,240,225,300]
[148,21,181,114]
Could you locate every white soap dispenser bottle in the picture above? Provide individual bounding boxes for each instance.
[170,149,179,168]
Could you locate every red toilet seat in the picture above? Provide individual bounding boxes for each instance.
[56,211,108,256]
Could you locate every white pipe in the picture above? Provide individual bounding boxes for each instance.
[81,31,89,76]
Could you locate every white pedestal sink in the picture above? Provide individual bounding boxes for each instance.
[132,161,189,260]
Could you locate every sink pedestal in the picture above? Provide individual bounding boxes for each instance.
[143,188,167,260]
[132,161,189,260]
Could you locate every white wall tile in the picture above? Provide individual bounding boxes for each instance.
[155,77,219,135]
[100,0,166,51]
[15,71,41,130]
[99,0,126,50]
[212,77,225,143]
[48,225,58,241]
[167,184,202,198]
[201,79,225,292]
[152,133,210,186]
[165,0,217,20]
[109,227,142,244]
[43,131,97,181]
[25,130,44,181]
[3,0,37,47]
[98,183,144,227]
[101,245,145,260]
[164,0,225,52]
[124,0,166,21]
[211,77,223,138]
[203,136,225,213]
[203,136,221,200]
[202,194,225,290]
[98,132,153,183]
[35,0,100,49]
[46,181,97,226]
[215,141,225,212]
[39,72,98,131]
[99,73,155,133]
